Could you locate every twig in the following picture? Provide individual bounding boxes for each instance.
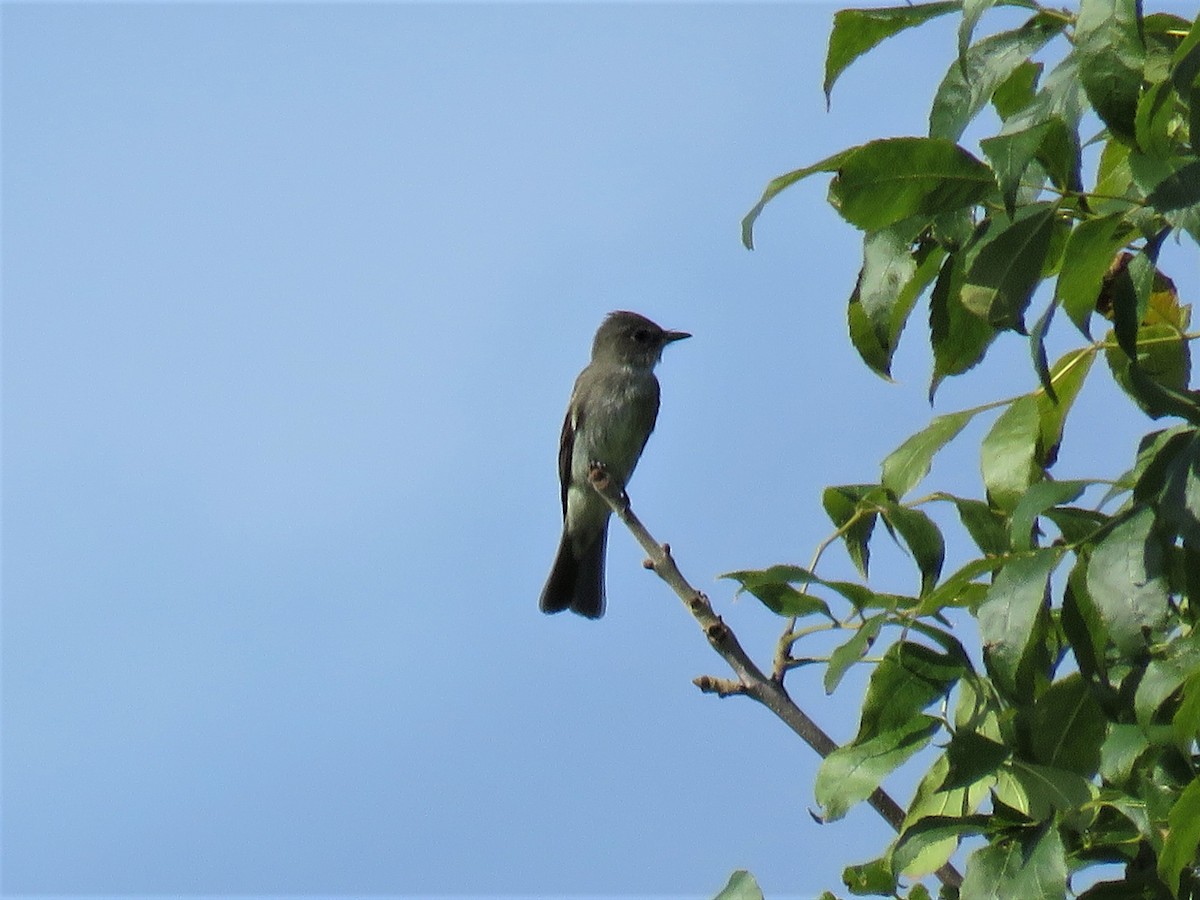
[587,465,964,891]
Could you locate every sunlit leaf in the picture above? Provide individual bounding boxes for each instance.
[929,250,1000,398]
[978,547,1062,700]
[815,716,940,822]
[1055,213,1134,337]
[1009,480,1091,552]
[1086,505,1171,653]
[829,137,995,231]
[931,13,1064,142]
[1035,347,1096,467]
[742,148,855,249]
[825,2,961,103]
[825,614,887,694]
[1077,0,1147,142]
[981,395,1042,512]
[960,822,1068,900]
[882,409,977,499]
[823,485,883,577]
[960,202,1058,332]
[712,869,764,900]
[1159,778,1200,897]
[881,502,946,594]
[894,814,993,879]
[1030,674,1104,776]
[857,641,964,742]
[849,219,944,378]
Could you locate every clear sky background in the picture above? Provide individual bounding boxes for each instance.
[3,3,1196,899]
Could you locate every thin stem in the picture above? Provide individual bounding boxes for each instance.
[587,467,964,891]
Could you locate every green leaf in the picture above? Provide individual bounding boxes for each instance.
[1159,777,1200,898]
[996,759,1095,818]
[914,555,998,617]
[815,716,940,822]
[1099,723,1151,785]
[825,614,887,694]
[1134,633,1200,729]
[989,50,1086,198]
[944,494,1010,556]
[1044,505,1108,545]
[1076,0,1147,142]
[742,148,855,249]
[991,59,1043,120]
[881,503,946,594]
[722,565,909,615]
[1035,347,1096,468]
[722,567,835,619]
[894,814,994,879]
[1086,505,1171,654]
[1080,0,1142,142]
[981,119,1059,217]
[1173,671,1200,748]
[842,856,896,896]
[960,822,1068,900]
[1028,300,1058,403]
[1134,153,1200,210]
[1062,556,1108,684]
[981,395,1042,512]
[1009,479,1091,552]
[824,2,962,104]
[849,221,945,378]
[1055,214,1134,337]
[857,641,964,743]
[1157,432,1200,546]
[823,485,882,577]
[978,548,1062,700]
[943,730,1011,790]
[902,754,995,876]
[1175,16,1200,155]
[882,410,977,499]
[1030,673,1105,776]
[828,137,996,232]
[712,869,764,900]
[850,253,947,379]
[1140,156,1200,242]
[929,250,1000,398]
[930,13,1065,142]
[960,202,1058,332]
[1093,139,1137,216]
[1135,79,1184,158]
[958,0,999,68]
[1133,426,1197,504]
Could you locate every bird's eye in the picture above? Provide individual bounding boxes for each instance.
[632,328,652,343]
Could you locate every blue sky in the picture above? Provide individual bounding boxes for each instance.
[3,3,1196,898]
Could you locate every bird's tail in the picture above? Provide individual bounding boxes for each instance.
[539,529,606,619]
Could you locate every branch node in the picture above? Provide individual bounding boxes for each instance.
[642,558,656,570]
[705,618,730,645]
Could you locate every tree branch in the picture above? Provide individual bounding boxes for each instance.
[588,465,964,892]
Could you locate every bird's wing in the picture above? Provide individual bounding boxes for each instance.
[557,404,577,518]
[635,377,662,458]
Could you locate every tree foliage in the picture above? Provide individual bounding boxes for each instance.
[731,1,1200,897]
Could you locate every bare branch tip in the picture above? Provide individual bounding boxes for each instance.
[693,674,746,697]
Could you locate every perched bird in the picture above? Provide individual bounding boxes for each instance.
[540,311,690,619]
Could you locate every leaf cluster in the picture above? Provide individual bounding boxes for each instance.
[727,1,1200,898]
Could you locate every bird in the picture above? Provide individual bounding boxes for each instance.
[539,311,690,619]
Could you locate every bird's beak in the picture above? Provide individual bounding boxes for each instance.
[664,330,691,343]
